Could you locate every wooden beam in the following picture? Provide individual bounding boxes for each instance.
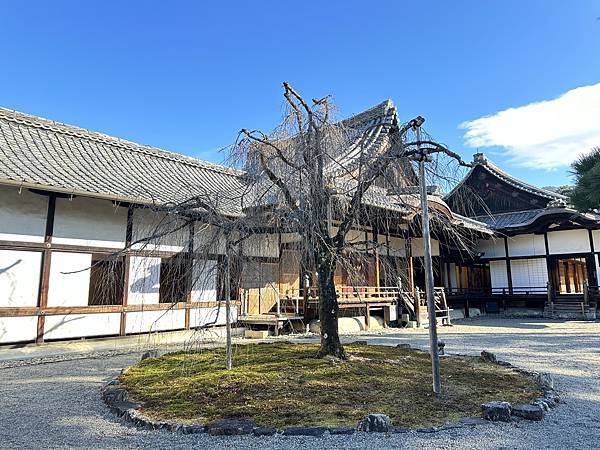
[36,194,56,343]
[0,301,240,318]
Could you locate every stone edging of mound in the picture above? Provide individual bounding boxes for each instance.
[101,347,561,437]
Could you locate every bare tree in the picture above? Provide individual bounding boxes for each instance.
[77,82,482,377]
[232,83,471,359]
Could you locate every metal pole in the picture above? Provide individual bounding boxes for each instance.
[224,237,233,370]
[418,153,442,397]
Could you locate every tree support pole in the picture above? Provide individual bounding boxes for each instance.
[224,235,233,370]
[418,151,442,397]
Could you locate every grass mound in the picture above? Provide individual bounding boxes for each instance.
[120,343,541,428]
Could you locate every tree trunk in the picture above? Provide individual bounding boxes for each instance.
[316,250,347,359]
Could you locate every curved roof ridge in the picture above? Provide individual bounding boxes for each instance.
[0,107,244,177]
[474,153,566,200]
[444,152,566,202]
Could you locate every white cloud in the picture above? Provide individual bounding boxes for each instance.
[461,82,600,169]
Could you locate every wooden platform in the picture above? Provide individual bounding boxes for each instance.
[239,313,304,325]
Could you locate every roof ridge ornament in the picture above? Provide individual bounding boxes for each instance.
[547,198,568,209]
[473,152,487,165]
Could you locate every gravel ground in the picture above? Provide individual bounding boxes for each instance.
[1,317,599,449]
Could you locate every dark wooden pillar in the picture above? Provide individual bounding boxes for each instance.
[37,194,56,343]
[543,232,553,297]
[503,237,513,295]
[120,206,134,336]
[587,229,597,286]
[184,221,194,330]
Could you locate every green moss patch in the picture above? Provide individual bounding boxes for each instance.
[119,343,541,428]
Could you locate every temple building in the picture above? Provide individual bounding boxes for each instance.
[444,153,600,318]
[0,105,597,345]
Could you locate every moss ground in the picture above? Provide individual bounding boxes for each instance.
[119,343,541,428]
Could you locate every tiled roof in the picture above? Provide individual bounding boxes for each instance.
[474,208,600,231]
[445,153,566,204]
[327,99,400,175]
[0,108,247,215]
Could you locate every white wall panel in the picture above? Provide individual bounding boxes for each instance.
[510,258,548,288]
[0,185,47,243]
[411,238,440,257]
[127,256,161,305]
[0,316,38,344]
[507,234,546,257]
[194,223,226,254]
[132,209,186,252]
[377,235,406,257]
[53,197,127,248]
[547,229,590,254]
[477,238,506,258]
[449,263,457,289]
[0,250,42,307]
[125,309,186,333]
[190,305,237,328]
[592,230,600,252]
[191,259,218,302]
[489,260,508,289]
[44,313,121,340]
[47,252,91,307]
[242,234,279,258]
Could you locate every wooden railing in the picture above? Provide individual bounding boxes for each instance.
[446,286,548,297]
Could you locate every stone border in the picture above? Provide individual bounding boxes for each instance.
[101,347,561,437]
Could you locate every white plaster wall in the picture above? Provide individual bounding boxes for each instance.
[592,230,600,252]
[449,263,457,289]
[132,209,186,252]
[507,234,546,257]
[547,229,590,254]
[377,235,406,257]
[44,313,120,340]
[127,256,161,305]
[411,238,440,257]
[242,234,280,258]
[0,185,47,243]
[510,258,548,288]
[125,309,185,333]
[53,197,127,248]
[0,316,38,344]
[489,260,509,290]
[280,232,301,244]
[191,259,218,302]
[595,254,600,285]
[0,250,42,307]
[477,238,505,258]
[190,305,237,328]
[47,252,91,307]
[194,223,226,255]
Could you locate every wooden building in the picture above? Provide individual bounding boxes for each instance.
[0,103,488,344]
[444,153,600,318]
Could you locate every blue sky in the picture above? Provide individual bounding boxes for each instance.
[1,1,599,187]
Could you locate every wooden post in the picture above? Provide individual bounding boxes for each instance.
[504,237,513,295]
[224,234,233,370]
[184,221,194,330]
[414,286,422,327]
[37,194,56,344]
[547,281,553,310]
[120,206,134,336]
[583,280,589,307]
[418,149,441,397]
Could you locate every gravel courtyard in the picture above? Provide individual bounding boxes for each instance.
[1,317,599,449]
